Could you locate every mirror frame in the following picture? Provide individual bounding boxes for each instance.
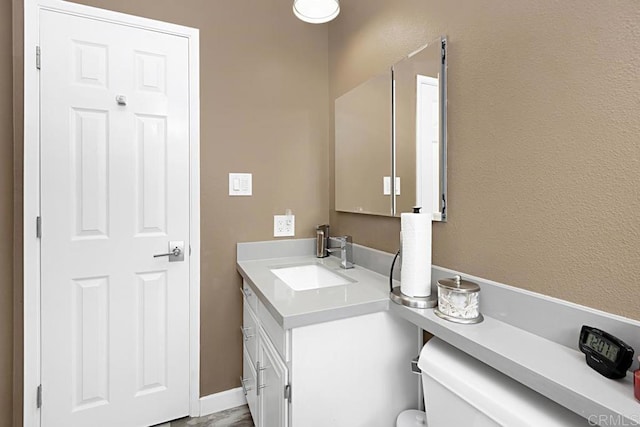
[439,36,448,221]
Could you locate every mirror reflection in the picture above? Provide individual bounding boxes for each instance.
[394,36,447,220]
[334,36,447,219]
[335,71,392,215]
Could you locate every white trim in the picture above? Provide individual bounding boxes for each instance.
[23,1,201,425]
[35,0,196,36]
[199,388,248,417]
[23,2,41,426]
[187,24,202,419]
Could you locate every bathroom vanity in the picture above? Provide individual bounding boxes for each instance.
[238,238,640,426]
[236,240,419,427]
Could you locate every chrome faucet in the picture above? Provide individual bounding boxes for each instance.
[316,224,354,269]
[327,235,354,269]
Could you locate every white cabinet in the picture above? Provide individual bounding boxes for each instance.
[242,285,290,427]
[241,348,258,417]
[241,280,418,427]
[257,328,289,427]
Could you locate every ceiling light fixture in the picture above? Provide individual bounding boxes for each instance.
[293,0,340,24]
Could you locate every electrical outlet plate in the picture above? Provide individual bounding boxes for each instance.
[274,215,295,237]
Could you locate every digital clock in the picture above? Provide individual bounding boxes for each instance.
[579,325,634,379]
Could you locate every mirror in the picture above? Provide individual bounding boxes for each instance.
[394,36,447,220]
[334,36,447,219]
[335,71,392,215]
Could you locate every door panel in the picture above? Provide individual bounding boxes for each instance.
[72,108,110,238]
[135,115,168,235]
[243,300,258,363]
[135,271,168,396]
[243,348,258,422]
[258,329,288,427]
[72,276,109,411]
[40,9,190,427]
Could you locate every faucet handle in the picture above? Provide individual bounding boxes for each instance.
[330,235,351,246]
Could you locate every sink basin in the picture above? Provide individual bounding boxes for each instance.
[270,264,354,291]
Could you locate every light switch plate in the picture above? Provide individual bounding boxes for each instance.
[229,173,252,196]
[383,177,401,195]
[383,176,391,195]
[274,215,295,237]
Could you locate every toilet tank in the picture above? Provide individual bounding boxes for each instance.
[418,338,589,426]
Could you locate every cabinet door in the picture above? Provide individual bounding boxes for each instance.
[258,328,289,427]
[243,299,258,362]
[242,348,258,421]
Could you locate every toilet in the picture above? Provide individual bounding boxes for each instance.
[397,337,589,427]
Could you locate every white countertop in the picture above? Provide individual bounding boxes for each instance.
[237,255,391,329]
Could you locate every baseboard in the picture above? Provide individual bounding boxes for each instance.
[199,387,247,417]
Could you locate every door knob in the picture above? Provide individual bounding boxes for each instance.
[154,241,185,262]
[154,247,181,257]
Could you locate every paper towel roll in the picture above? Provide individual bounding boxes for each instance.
[400,213,432,297]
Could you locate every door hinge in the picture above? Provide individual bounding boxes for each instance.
[36,216,41,238]
[36,46,41,70]
[441,193,447,220]
[36,384,42,408]
[284,384,291,401]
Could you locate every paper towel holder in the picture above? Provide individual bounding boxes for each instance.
[389,207,437,309]
[390,286,437,309]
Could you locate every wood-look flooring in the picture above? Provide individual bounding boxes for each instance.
[169,405,254,427]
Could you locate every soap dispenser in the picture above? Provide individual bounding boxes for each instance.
[316,224,329,258]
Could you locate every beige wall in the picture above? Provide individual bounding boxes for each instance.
[12,0,24,424]
[329,0,640,321]
[1,0,14,424]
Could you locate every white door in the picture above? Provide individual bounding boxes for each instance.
[258,329,289,427]
[415,75,440,218]
[40,9,191,427]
